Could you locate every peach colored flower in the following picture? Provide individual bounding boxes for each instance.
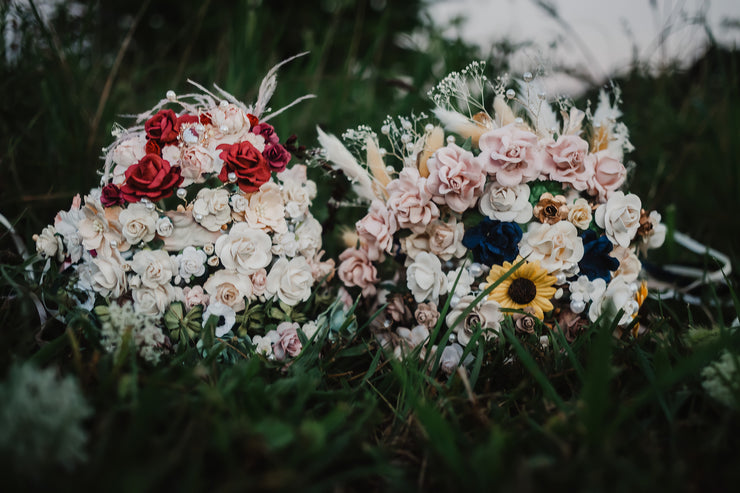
[519,221,584,275]
[356,200,397,261]
[414,302,439,329]
[214,222,272,275]
[203,269,253,312]
[250,268,268,298]
[338,247,379,297]
[543,135,593,190]
[244,182,287,233]
[386,168,439,233]
[183,285,209,310]
[425,143,485,213]
[586,150,626,202]
[476,124,543,187]
[427,218,466,261]
[180,145,216,185]
[567,197,593,229]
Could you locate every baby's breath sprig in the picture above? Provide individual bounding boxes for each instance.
[378,112,430,168]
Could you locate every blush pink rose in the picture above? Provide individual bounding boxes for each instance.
[586,150,626,202]
[386,168,440,233]
[338,247,379,297]
[250,268,268,297]
[356,200,398,261]
[543,135,593,191]
[273,321,303,361]
[183,285,210,310]
[476,124,544,187]
[425,143,485,213]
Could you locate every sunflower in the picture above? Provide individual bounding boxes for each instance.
[485,257,557,320]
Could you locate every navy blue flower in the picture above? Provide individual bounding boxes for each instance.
[578,230,619,281]
[462,218,522,266]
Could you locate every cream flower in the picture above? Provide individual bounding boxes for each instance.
[295,216,323,258]
[161,145,181,167]
[567,198,593,229]
[215,222,272,275]
[588,276,638,326]
[77,194,127,256]
[445,295,503,345]
[253,331,279,356]
[250,268,268,298]
[89,251,128,298]
[131,249,177,288]
[210,103,249,137]
[244,182,287,233]
[425,143,485,213]
[54,199,85,263]
[192,188,232,232]
[406,252,448,303]
[33,226,64,262]
[203,269,254,312]
[183,285,209,310]
[119,203,158,246]
[179,145,216,186]
[399,231,429,260]
[266,256,314,306]
[132,284,180,317]
[281,180,314,220]
[394,325,430,360]
[155,216,174,238]
[637,210,667,255]
[447,267,475,299]
[271,231,299,258]
[478,182,533,223]
[519,221,584,275]
[610,246,641,283]
[111,133,147,184]
[594,191,642,248]
[427,218,466,261]
[176,246,208,280]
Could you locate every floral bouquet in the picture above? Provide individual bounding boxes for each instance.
[320,62,665,374]
[33,56,338,365]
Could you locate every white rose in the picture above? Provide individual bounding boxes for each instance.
[156,216,174,237]
[445,295,503,345]
[519,221,584,275]
[111,133,146,184]
[588,276,639,326]
[229,193,250,222]
[296,216,323,257]
[90,252,128,298]
[210,103,248,136]
[192,188,232,232]
[244,182,287,233]
[406,252,448,303]
[271,231,299,258]
[567,197,593,230]
[215,222,272,275]
[594,191,641,248]
[610,246,642,283]
[132,284,179,317]
[131,249,177,288]
[119,203,158,245]
[478,182,533,223]
[447,267,474,299]
[281,181,312,219]
[266,256,314,306]
[33,225,64,261]
[203,269,254,312]
[427,219,466,261]
[176,246,208,279]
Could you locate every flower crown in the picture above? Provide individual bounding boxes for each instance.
[321,61,665,373]
[33,55,339,365]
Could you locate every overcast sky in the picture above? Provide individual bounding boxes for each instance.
[429,0,740,92]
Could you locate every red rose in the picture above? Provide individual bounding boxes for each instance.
[145,139,161,156]
[262,143,291,173]
[251,122,279,145]
[145,109,180,145]
[120,154,183,203]
[217,141,271,193]
[100,183,125,207]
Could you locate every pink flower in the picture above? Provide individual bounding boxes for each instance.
[337,247,379,297]
[262,143,291,172]
[425,143,485,213]
[386,168,439,233]
[586,150,626,202]
[356,200,397,261]
[250,268,268,297]
[273,321,302,361]
[543,135,593,190]
[476,124,543,187]
[183,285,210,310]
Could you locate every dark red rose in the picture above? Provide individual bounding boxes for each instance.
[217,141,271,193]
[177,114,200,126]
[262,143,291,172]
[145,139,161,156]
[246,113,259,128]
[100,183,125,207]
[120,154,183,203]
[145,109,180,145]
[251,122,279,145]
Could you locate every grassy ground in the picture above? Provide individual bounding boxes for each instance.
[1,1,739,491]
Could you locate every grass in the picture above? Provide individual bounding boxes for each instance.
[1,1,739,491]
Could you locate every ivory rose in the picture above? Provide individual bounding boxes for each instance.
[118,203,158,246]
[265,256,314,306]
[192,188,232,232]
[33,226,63,261]
[476,124,543,187]
[425,143,485,213]
[445,295,503,345]
[478,182,533,223]
[131,249,177,288]
[179,145,216,186]
[567,198,593,229]
[427,218,466,261]
[111,133,147,184]
[90,252,128,298]
[203,269,254,312]
[132,284,180,317]
[519,221,584,274]
[406,251,448,303]
[244,182,287,233]
[215,222,272,275]
[176,246,208,279]
[594,191,642,248]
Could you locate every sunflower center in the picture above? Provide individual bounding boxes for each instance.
[508,278,537,304]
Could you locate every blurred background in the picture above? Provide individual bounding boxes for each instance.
[1,0,738,270]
